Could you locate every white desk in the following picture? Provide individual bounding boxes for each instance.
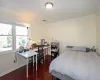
[18,50,38,78]
[17,46,50,78]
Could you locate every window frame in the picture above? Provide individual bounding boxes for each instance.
[0,23,13,53]
[15,26,28,49]
[0,23,29,55]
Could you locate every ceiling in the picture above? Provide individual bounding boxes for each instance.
[0,0,99,23]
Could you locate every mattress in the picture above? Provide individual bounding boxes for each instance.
[51,70,75,80]
[50,51,100,80]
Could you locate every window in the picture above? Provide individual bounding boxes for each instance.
[16,26,28,49]
[0,23,12,52]
[0,23,29,53]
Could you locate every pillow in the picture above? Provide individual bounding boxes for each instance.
[66,46,74,51]
[71,46,87,52]
[66,46,74,48]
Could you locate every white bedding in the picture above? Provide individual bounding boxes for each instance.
[50,51,100,80]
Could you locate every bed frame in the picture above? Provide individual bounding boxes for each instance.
[51,70,75,80]
[52,75,60,80]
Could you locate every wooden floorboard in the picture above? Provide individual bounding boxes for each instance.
[0,55,56,80]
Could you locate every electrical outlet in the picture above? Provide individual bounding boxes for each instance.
[14,60,17,63]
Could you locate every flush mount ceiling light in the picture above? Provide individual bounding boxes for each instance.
[45,2,53,9]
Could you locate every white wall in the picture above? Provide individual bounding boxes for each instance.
[0,9,44,76]
[30,23,47,40]
[0,24,43,77]
[0,9,97,77]
[0,52,26,76]
[96,10,100,54]
[44,15,96,53]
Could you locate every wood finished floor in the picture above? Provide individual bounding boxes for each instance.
[0,55,56,80]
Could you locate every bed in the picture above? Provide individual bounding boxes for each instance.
[49,46,100,80]
[51,70,75,80]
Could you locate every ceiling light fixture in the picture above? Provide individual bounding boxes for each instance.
[45,2,53,9]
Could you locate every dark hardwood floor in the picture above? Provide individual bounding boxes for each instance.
[0,55,56,80]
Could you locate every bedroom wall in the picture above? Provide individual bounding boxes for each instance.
[0,24,44,77]
[0,10,44,76]
[30,23,46,40]
[96,9,100,54]
[0,9,97,76]
[44,15,96,53]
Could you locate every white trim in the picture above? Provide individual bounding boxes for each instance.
[12,24,16,50]
[0,63,26,77]
[0,23,29,54]
[0,35,12,36]
[16,35,28,36]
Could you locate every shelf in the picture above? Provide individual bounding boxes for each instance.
[51,41,59,59]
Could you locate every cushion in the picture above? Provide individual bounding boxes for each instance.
[71,46,86,52]
[66,46,74,51]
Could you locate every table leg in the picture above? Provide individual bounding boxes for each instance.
[26,58,29,78]
[47,48,48,55]
[33,55,34,66]
[44,49,45,60]
[36,54,37,71]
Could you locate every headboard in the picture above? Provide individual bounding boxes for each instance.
[66,46,90,52]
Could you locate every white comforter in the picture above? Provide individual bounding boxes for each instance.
[50,51,100,80]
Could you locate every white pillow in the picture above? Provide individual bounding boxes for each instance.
[71,46,86,52]
[66,46,74,51]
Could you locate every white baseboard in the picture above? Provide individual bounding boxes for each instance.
[0,63,26,77]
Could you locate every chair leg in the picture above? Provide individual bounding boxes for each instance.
[52,75,53,80]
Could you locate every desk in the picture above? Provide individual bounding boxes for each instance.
[17,50,38,78]
[17,46,50,78]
